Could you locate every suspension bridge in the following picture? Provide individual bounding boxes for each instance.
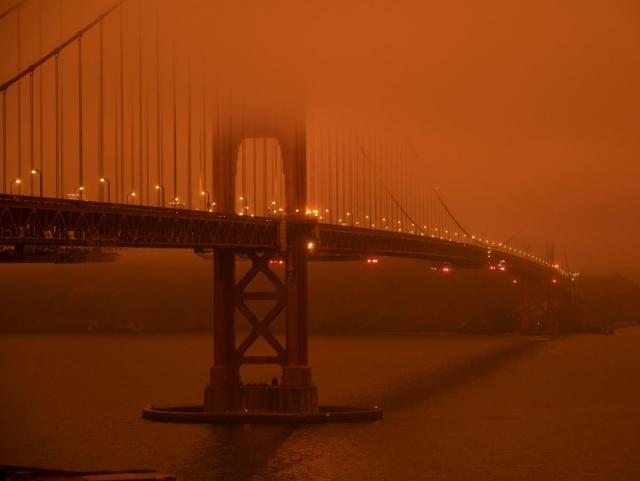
[0,0,576,420]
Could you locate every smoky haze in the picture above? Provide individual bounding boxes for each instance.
[0,0,638,278]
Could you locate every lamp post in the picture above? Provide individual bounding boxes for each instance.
[154,184,165,207]
[365,214,372,228]
[10,178,22,195]
[200,191,210,211]
[267,200,277,217]
[239,196,248,215]
[127,191,136,204]
[99,177,111,203]
[74,185,85,200]
[30,169,42,197]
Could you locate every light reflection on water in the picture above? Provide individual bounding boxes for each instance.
[1,329,640,480]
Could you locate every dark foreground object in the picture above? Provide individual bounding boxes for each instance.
[0,466,175,480]
[141,404,383,424]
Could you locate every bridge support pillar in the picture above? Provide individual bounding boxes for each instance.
[203,108,319,414]
[518,277,577,334]
[281,225,318,411]
[209,249,240,388]
[203,245,318,414]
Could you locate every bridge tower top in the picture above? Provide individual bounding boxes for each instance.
[212,104,307,216]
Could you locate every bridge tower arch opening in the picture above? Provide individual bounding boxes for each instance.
[205,107,319,414]
[233,137,285,217]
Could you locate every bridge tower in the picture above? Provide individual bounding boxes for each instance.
[518,277,578,334]
[204,106,318,413]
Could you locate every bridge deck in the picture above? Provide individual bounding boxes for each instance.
[0,195,562,278]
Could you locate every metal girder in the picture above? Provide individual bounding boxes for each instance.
[0,194,278,249]
[0,194,566,279]
[316,224,488,266]
[234,251,287,366]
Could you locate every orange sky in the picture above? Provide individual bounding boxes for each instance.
[1,0,639,279]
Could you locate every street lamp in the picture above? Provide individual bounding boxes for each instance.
[239,196,248,215]
[74,185,85,200]
[127,191,137,204]
[10,178,22,195]
[267,200,277,217]
[365,214,372,228]
[200,191,210,211]
[154,184,165,207]
[30,169,42,197]
[99,177,111,203]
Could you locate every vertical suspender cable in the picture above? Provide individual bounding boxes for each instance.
[114,94,118,200]
[262,118,267,216]
[201,72,206,203]
[57,1,62,197]
[187,57,192,209]
[307,119,312,211]
[272,129,277,211]
[369,137,373,226]
[78,36,83,194]
[324,126,328,216]
[393,145,402,230]
[352,132,356,222]
[29,72,33,194]
[119,6,124,202]
[334,126,342,221]
[341,128,346,219]
[214,84,220,208]
[241,102,245,209]
[359,134,363,224]
[145,101,149,203]
[172,32,177,203]
[381,143,386,227]
[359,135,364,223]
[60,53,64,197]
[319,126,324,215]
[17,5,21,183]
[2,90,5,193]
[38,1,43,191]
[98,21,104,199]
[228,93,233,212]
[155,4,161,200]
[130,81,134,196]
[369,137,380,227]
[368,136,373,227]
[309,120,314,210]
[342,127,347,219]
[317,122,321,212]
[403,145,407,229]
[138,1,143,202]
[252,109,256,214]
